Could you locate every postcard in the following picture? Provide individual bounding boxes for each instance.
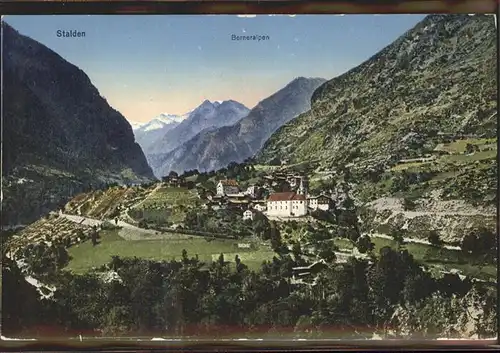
[1,14,497,342]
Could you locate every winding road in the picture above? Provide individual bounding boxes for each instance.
[59,213,192,241]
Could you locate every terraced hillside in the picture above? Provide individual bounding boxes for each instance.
[64,183,201,226]
[6,215,95,258]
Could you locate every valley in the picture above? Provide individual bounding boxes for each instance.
[2,14,497,340]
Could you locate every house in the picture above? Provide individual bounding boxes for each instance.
[203,190,215,200]
[245,185,257,198]
[287,174,304,188]
[165,176,186,188]
[291,260,328,285]
[217,179,240,196]
[308,194,334,211]
[266,191,307,217]
[253,203,267,212]
[227,192,247,199]
[243,209,255,221]
[227,199,249,210]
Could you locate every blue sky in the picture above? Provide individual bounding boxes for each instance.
[5,14,426,122]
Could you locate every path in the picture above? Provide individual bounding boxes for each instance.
[131,183,163,210]
[59,213,192,241]
[118,183,164,225]
[1,224,27,231]
[391,210,493,218]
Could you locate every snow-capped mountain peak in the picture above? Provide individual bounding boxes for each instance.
[129,121,146,130]
[135,113,187,133]
[155,113,186,124]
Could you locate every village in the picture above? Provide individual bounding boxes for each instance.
[162,168,336,222]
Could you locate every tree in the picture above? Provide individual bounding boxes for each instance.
[218,253,225,267]
[402,197,416,211]
[291,241,303,262]
[356,235,375,254]
[270,222,284,253]
[182,249,189,264]
[1,258,47,336]
[234,255,247,273]
[427,230,442,247]
[252,214,271,240]
[461,232,478,256]
[402,271,436,304]
[317,243,337,263]
[389,227,406,250]
[89,228,98,246]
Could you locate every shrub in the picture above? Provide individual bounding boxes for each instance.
[101,221,120,230]
[402,197,417,211]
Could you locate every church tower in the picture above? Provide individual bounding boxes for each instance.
[297,177,307,196]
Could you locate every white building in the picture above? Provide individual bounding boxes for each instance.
[245,185,257,198]
[243,209,254,221]
[217,179,240,196]
[308,194,333,211]
[266,192,307,218]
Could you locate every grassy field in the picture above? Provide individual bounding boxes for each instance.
[434,138,496,154]
[390,138,496,174]
[66,230,273,273]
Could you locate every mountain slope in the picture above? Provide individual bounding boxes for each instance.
[2,22,155,225]
[258,14,496,178]
[151,77,326,175]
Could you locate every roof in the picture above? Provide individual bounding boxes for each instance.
[219,179,239,186]
[267,192,306,201]
[228,199,249,204]
[308,194,332,200]
[292,260,328,271]
[227,193,246,198]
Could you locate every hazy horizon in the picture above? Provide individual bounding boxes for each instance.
[4,14,426,123]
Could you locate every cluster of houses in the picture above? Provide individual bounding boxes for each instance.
[162,174,191,188]
[194,171,335,221]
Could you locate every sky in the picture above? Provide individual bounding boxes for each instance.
[5,14,426,123]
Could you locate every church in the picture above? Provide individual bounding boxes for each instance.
[266,178,308,217]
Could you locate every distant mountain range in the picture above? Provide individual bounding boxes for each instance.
[138,100,251,177]
[131,112,190,155]
[2,22,155,225]
[132,113,187,131]
[147,77,326,177]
